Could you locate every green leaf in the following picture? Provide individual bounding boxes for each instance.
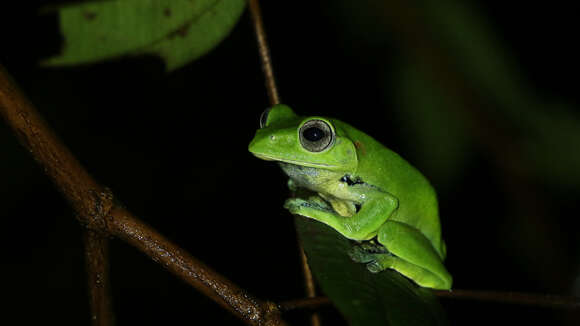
[295,217,448,326]
[44,0,246,71]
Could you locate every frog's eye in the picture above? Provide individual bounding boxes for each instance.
[259,108,271,128]
[299,119,334,152]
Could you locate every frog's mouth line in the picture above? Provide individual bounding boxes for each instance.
[251,153,337,168]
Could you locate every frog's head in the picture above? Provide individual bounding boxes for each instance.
[248,104,358,173]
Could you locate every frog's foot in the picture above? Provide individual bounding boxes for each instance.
[348,242,389,266]
[284,197,333,214]
[366,255,392,273]
[348,246,376,263]
[360,240,388,253]
[306,195,332,210]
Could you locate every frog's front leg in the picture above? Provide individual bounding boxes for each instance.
[285,185,398,241]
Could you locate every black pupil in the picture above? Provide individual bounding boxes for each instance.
[303,127,325,141]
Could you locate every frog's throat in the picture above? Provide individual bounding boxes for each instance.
[252,153,338,169]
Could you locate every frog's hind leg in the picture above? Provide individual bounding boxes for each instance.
[372,220,452,290]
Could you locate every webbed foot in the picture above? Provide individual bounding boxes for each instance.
[284,196,333,215]
[367,260,386,273]
[348,242,391,273]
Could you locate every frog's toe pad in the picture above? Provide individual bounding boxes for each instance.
[284,197,335,217]
[366,261,386,273]
[359,241,388,254]
[348,246,376,263]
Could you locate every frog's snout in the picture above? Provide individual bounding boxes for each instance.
[248,130,271,157]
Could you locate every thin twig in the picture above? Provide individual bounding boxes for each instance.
[248,0,280,106]
[0,64,286,326]
[84,230,115,326]
[280,289,580,313]
[434,289,580,310]
[248,3,319,323]
[299,245,321,326]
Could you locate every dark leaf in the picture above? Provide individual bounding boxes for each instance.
[295,217,448,326]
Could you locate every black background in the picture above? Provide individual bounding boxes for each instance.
[1,1,579,325]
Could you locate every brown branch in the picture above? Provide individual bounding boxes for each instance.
[279,297,332,312]
[248,0,280,106]
[0,69,106,229]
[84,230,115,326]
[107,205,286,324]
[0,64,287,325]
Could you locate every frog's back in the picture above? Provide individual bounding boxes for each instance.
[336,120,444,257]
